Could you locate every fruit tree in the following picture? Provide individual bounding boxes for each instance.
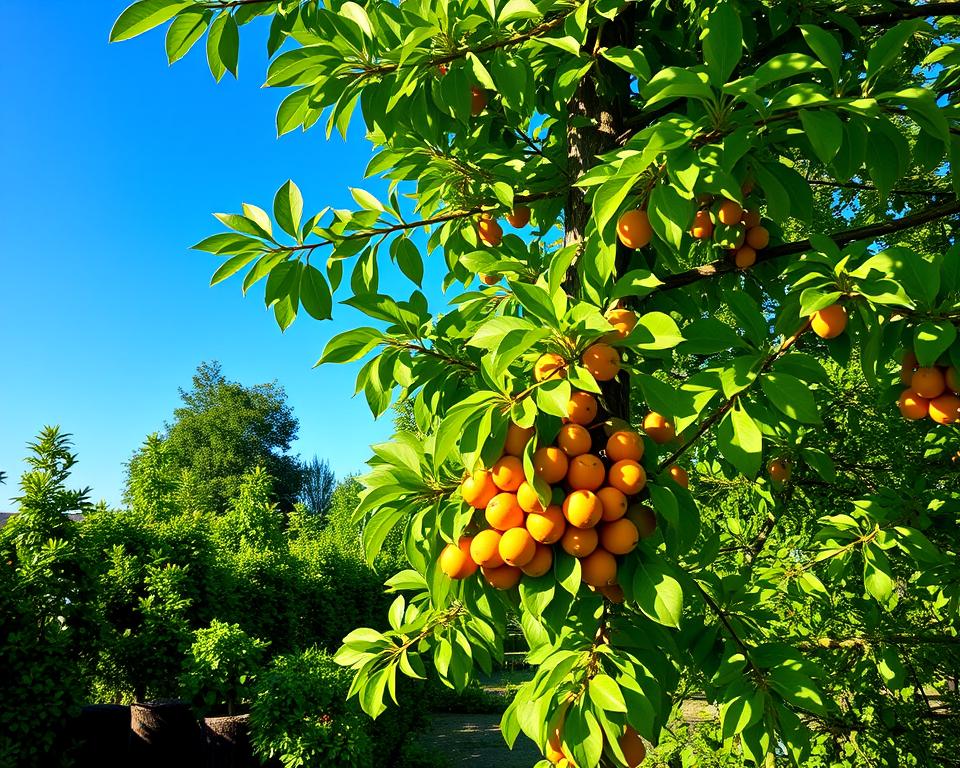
[112,0,960,764]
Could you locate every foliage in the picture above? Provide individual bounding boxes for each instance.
[181,619,269,715]
[300,455,337,517]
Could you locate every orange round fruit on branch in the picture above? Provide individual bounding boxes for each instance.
[567,454,606,491]
[767,458,791,485]
[461,469,497,509]
[734,246,756,270]
[912,367,946,399]
[516,482,544,514]
[526,504,566,544]
[617,209,652,249]
[606,430,644,462]
[898,390,930,421]
[504,422,535,457]
[480,273,500,285]
[597,486,628,522]
[499,527,536,567]
[667,464,689,488]
[439,537,478,579]
[491,455,524,492]
[742,209,761,228]
[810,304,848,339]
[717,199,744,226]
[566,391,598,426]
[582,343,621,382]
[521,543,553,577]
[534,353,567,382]
[481,564,521,590]
[642,411,676,444]
[690,209,713,240]
[477,217,502,247]
[470,85,488,115]
[505,205,531,228]
[606,308,638,340]
[619,726,647,768]
[929,393,960,425]
[533,446,569,484]
[561,525,598,557]
[470,529,504,569]
[946,366,959,394]
[745,225,769,250]
[563,489,603,528]
[598,583,625,603]
[900,350,919,385]
[608,459,647,495]
[600,518,639,555]
[580,548,617,587]
[626,503,657,539]
[485,493,524,531]
[558,423,592,457]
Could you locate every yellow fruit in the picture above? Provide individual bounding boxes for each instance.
[810,304,847,340]
[439,537,478,579]
[461,470,497,509]
[617,209,652,249]
[516,482,544,514]
[898,390,929,421]
[734,246,756,270]
[533,446,569,484]
[480,273,499,285]
[690,209,713,240]
[505,205,531,228]
[499,527,536,567]
[566,391,598,426]
[717,199,743,226]
[606,430,644,462]
[470,529,504,568]
[558,423,592,457]
[929,393,960,425]
[504,422,534,456]
[767,459,791,484]
[481,564,521,590]
[491,455,524,492]
[567,454,605,491]
[620,726,647,768]
[561,526,598,557]
[597,486,628,522]
[534,353,567,382]
[745,225,769,249]
[742,209,761,229]
[526,505,566,544]
[485,493,524,531]
[477,218,502,247]
[581,343,620,382]
[521,543,553,577]
[946,366,959,394]
[667,464,689,488]
[563,490,603,528]
[580,549,617,587]
[606,308,638,340]
[642,411,675,444]
[608,459,646,495]
[599,518,639,555]
[912,367,946,399]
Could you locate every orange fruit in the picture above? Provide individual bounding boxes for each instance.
[642,411,676,444]
[668,464,689,488]
[745,225,769,249]
[742,209,761,228]
[946,366,959,394]
[626,504,657,539]
[505,205,530,228]
[690,209,713,239]
[480,273,499,285]
[560,526,598,557]
[734,246,756,269]
[599,583,625,603]
[600,518,639,555]
[717,199,743,226]
[620,726,647,768]
[557,423,592,457]
[521,543,553,577]
[608,459,646,495]
[912,367,946,399]
[534,353,567,382]
[526,504,566,544]
[533,446,569,484]
[606,430,644,462]
[439,537,478,579]
[810,304,847,339]
[470,529,504,568]
[597,486,628,522]
[929,393,960,425]
[767,459,791,484]
[477,217,502,247]
[580,549,617,587]
[499,527,536,567]
[545,734,565,764]
[898,390,929,421]
[566,391,598,426]
[567,454,606,491]
[470,85,488,116]
[581,343,620,382]
[491,455,524,492]
[461,470,497,509]
[606,309,638,340]
[504,422,535,457]
[516,482,544,514]
[481,564,521,590]
[485,493,524,530]
[617,209,652,249]
[562,489,603,528]
[900,350,919,385]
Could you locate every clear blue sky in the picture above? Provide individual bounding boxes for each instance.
[0,5,444,507]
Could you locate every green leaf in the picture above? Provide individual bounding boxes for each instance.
[300,264,333,320]
[110,0,193,42]
[799,110,843,165]
[799,25,842,84]
[760,372,821,424]
[165,9,210,63]
[632,555,683,628]
[602,46,650,82]
[318,327,383,365]
[720,692,763,739]
[648,183,693,251]
[394,239,423,287]
[716,401,762,477]
[588,675,627,712]
[863,543,895,604]
[274,180,304,240]
[701,1,742,86]
[633,311,684,350]
[210,253,258,285]
[865,19,926,91]
[914,321,957,366]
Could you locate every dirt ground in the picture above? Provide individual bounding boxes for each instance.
[419,713,542,768]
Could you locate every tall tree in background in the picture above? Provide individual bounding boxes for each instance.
[299,455,336,517]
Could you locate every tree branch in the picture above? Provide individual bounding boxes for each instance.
[854,2,960,25]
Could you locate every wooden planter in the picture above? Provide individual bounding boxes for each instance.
[201,714,260,768]
[129,700,201,768]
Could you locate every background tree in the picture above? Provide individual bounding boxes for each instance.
[299,455,337,517]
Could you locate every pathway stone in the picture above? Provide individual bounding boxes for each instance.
[420,713,541,767]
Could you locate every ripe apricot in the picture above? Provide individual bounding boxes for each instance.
[608,459,647,495]
[626,504,657,538]
[742,209,761,228]
[606,308,638,340]
[946,366,959,394]
[900,350,919,385]
[597,486,628,522]
[642,411,676,444]
[745,226,769,249]
[545,731,566,764]
[526,504,566,544]
[470,530,504,568]
[534,353,567,382]
[505,205,530,228]
[499,527,536,567]
[617,209,652,249]
[566,391,598,426]
[929,393,960,425]
[620,726,647,768]
[767,458,791,485]
[580,548,617,587]
[533,446,569,484]
[607,430,644,462]
[690,209,713,240]
[470,85,487,116]
[485,493,524,530]
[600,518,639,555]
[912,367,946,399]
[668,464,689,488]
[480,273,499,285]
[567,454,606,491]
[504,422,534,457]
[561,526,598,557]
[521,543,553,577]
[563,490,603,528]
[491,455,524,492]
[810,304,847,339]
[898,390,929,421]
[558,423,592,457]
[462,470,497,509]
[582,343,620,382]
[481,564,521,590]
[516,482,544,514]
[439,537,478,579]
[477,217,502,247]
[717,199,743,226]
[734,246,756,269]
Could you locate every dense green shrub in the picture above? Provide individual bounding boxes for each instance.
[181,620,268,715]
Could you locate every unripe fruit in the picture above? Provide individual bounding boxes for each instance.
[480,273,499,285]
[534,353,567,382]
[521,543,553,577]
[898,390,929,421]
[505,205,531,228]
[608,459,647,495]
[439,537,478,579]
[470,85,487,116]
[627,504,657,539]
[717,199,743,225]
[946,366,959,394]
[619,726,647,768]
[597,486,628,522]
[504,422,535,457]
[767,458,791,484]
[617,209,653,249]
[516,482,544,514]
[745,225,769,249]
[533,446,569,484]
[929,393,960,425]
[582,343,621,381]
[566,391,598,426]
[714,222,746,249]
[643,411,675,444]
[690,209,713,239]
[491,455,524,492]
[742,209,761,228]
[580,548,617,587]
[477,217,502,247]
[481,564,521,590]
[607,430,644,462]
[563,490,603,528]
[558,423,592,457]
[912,367,946,399]
[561,526,598,557]
[600,518,639,555]
[567,454,606,491]
[485,493,524,530]
[606,308,638,340]
[668,464,689,488]
[470,529,504,568]
[526,504,566,544]
[900,350,919,385]
[499,527,536,567]
[461,470,497,509]
[734,246,756,269]
[810,304,847,339]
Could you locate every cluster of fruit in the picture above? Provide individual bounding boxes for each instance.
[475,204,531,255]
[546,718,646,768]
[897,351,960,425]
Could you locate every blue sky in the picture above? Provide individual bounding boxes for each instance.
[0,5,444,507]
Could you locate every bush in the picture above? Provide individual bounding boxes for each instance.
[181,620,268,715]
